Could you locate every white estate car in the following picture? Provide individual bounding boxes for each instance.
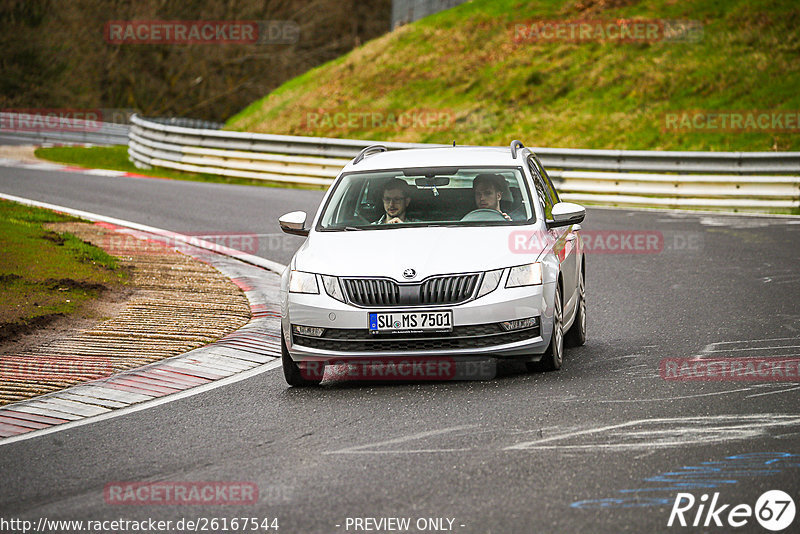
[278,141,586,386]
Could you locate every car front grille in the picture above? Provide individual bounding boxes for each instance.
[419,274,480,305]
[341,273,480,307]
[292,323,539,352]
[341,278,400,306]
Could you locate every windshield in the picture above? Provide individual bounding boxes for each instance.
[317,166,534,230]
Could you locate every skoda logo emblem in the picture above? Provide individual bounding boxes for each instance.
[403,268,416,279]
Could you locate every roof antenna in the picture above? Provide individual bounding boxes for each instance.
[452,140,456,147]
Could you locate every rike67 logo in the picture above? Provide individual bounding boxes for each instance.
[668,490,796,531]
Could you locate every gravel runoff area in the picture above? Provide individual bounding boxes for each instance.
[0,221,251,405]
[0,145,39,164]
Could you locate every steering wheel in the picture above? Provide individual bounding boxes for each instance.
[460,209,508,222]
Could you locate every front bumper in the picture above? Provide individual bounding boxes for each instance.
[282,281,555,362]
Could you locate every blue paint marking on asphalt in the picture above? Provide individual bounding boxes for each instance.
[570,452,800,509]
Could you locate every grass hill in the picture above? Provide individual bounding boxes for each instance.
[226,0,800,152]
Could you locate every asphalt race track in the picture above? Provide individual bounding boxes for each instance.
[1,164,800,533]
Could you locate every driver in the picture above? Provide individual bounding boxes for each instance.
[374,178,419,224]
[472,174,512,221]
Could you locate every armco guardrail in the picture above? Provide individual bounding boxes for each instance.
[128,114,800,211]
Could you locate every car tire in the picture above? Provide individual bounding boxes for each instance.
[282,330,323,387]
[529,283,563,372]
[564,267,586,348]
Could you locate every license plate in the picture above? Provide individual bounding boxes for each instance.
[369,310,453,334]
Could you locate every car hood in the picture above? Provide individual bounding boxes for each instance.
[293,225,548,280]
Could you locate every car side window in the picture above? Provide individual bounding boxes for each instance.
[537,158,561,205]
[357,179,375,216]
[331,177,368,225]
[530,156,560,205]
[528,157,553,220]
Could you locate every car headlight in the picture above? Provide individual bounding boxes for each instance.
[321,275,345,302]
[289,270,319,294]
[506,263,543,288]
[477,268,504,298]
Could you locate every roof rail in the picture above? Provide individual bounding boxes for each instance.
[353,145,387,165]
[510,140,525,159]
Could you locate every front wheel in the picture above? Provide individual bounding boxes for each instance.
[531,283,563,372]
[564,267,586,348]
[282,331,322,387]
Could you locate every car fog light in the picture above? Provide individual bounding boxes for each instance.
[500,317,539,331]
[292,325,325,337]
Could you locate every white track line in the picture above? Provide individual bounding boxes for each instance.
[0,360,281,446]
[327,425,477,454]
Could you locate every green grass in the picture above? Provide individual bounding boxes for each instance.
[34,146,327,190]
[0,199,128,339]
[226,0,800,152]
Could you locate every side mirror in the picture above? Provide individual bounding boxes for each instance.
[547,202,585,228]
[279,211,309,237]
